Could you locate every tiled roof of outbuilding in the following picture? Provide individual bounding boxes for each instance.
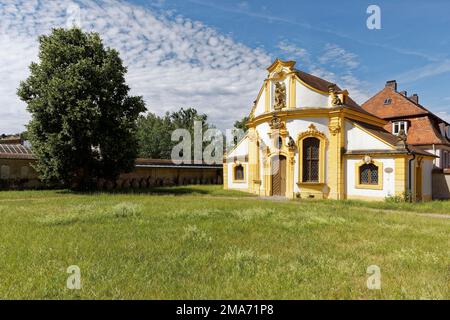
[0,144,35,159]
[361,85,450,146]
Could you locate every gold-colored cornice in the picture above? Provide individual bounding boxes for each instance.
[247,107,387,128]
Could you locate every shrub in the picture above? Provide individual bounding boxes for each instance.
[385,191,413,203]
[110,202,143,218]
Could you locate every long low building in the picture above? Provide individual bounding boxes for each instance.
[0,143,223,190]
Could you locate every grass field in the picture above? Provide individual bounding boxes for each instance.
[0,186,448,299]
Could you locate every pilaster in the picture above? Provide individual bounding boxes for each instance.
[327,114,345,199]
[395,157,407,196]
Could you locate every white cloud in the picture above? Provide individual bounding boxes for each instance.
[0,0,271,133]
[395,59,450,84]
[319,43,359,70]
[277,41,370,103]
[436,112,450,124]
[277,41,310,63]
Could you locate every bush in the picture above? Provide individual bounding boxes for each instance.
[385,191,413,203]
[110,202,143,218]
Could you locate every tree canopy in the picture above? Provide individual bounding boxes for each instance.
[136,107,213,160]
[18,28,146,189]
[233,116,249,133]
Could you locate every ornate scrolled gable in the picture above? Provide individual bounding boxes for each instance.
[296,124,328,144]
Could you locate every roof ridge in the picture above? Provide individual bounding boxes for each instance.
[294,69,334,85]
[293,68,368,111]
[395,90,430,114]
[392,89,449,125]
[361,87,388,108]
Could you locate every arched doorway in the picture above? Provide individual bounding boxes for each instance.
[271,155,287,196]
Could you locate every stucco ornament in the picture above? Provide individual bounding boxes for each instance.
[328,84,343,106]
[398,129,407,142]
[364,155,373,164]
[269,114,285,130]
[328,124,341,136]
[396,129,408,149]
[287,136,296,150]
[274,82,286,110]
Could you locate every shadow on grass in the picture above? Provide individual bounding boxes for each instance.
[56,185,215,196]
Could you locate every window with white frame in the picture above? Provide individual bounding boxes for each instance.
[392,121,408,135]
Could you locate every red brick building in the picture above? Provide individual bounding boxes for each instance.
[362,80,450,169]
[362,80,450,199]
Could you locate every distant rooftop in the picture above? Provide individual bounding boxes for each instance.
[0,135,22,145]
[0,144,34,160]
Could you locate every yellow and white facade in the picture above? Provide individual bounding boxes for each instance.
[224,59,435,201]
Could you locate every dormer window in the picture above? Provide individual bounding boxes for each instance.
[384,98,392,105]
[392,121,408,135]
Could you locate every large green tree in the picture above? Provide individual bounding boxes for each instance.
[18,28,146,189]
[233,116,249,133]
[137,107,214,160]
[136,113,174,159]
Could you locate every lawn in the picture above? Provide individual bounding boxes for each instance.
[0,186,448,299]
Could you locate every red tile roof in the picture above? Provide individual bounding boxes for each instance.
[362,86,450,146]
[295,70,377,117]
[352,121,436,157]
[362,87,430,119]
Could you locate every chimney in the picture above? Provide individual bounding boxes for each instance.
[399,90,407,96]
[385,80,397,91]
[409,93,419,104]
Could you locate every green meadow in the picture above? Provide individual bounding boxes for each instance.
[0,186,448,299]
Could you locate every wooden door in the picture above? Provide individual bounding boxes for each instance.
[271,156,286,196]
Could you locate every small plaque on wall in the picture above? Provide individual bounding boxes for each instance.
[384,167,393,174]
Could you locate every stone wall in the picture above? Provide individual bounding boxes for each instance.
[0,158,41,189]
[99,166,223,190]
[0,158,223,190]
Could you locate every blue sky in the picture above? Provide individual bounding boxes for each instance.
[140,0,450,111]
[0,0,449,132]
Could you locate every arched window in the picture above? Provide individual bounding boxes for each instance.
[21,166,29,179]
[302,137,320,182]
[234,164,244,181]
[0,165,10,179]
[359,163,379,185]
